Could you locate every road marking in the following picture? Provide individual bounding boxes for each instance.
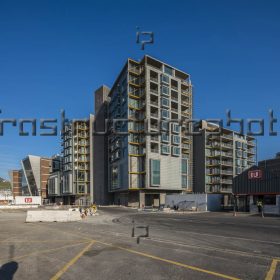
[0,241,89,262]
[265,259,279,280]
[79,227,280,261]
[50,240,95,280]
[145,236,280,261]
[0,239,87,244]
[152,227,280,246]
[96,241,241,280]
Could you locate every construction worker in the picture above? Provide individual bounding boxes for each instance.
[257,200,264,217]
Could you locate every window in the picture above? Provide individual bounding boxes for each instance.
[236,150,242,158]
[182,176,188,188]
[164,65,173,76]
[235,167,242,175]
[172,135,180,145]
[243,151,247,158]
[151,159,160,186]
[235,141,242,149]
[112,166,119,189]
[161,133,169,143]
[161,109,170,119]
[172,123,180,133]
[161,74,169,84]
[182,159,188,174]
[161,121,169,131]
[161,145,170,155]
[161,97,169,107]
[78,185,85,194]
[172,146,180,156]
[242,143,247,149]
[236,159,241,166]
[161,85,169,96]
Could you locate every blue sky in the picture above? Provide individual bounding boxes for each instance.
[0,0,280,179]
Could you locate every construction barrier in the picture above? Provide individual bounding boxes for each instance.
[26,210,81,223]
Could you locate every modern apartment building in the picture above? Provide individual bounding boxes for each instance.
[47,155,63,203]
[20,155,51,198]
[93,85,112,205]
[9,170,23,197]
[60,119,93,205]
[105,55,193,207]
[193,121,256,196]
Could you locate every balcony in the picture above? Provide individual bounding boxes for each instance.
[150,77,158,83]
[150,124,159,131]
[150,113,159,119]
[221,143,233,149]
[221,170,233,175]
[150,100,158,107]
[150,89,158,95]
[220,179,232,185]
[181,100,189,106]
[221,161,233,166]
[247,141,255,147]
[129,66,141,75]
[181,90,190,96]
[247,148,255,154]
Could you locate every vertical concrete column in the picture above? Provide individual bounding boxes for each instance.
[160,193,166,206]
[139,191,145,208]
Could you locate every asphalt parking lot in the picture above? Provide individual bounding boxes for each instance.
[0,207,279,280]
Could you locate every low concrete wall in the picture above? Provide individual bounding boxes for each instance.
[26,210,81,222]
[0,205,39,209]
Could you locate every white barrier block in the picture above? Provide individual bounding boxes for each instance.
[26,210,81,223]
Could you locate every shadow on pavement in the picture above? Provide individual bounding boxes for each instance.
[0,261,18,280]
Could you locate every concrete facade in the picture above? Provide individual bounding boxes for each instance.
[59,119,93,205]
[105,55,193,207]
[9,170,22,197]
[165,193,223,211]
[93,85,112,205]
[20,155,51,199]
[193,121,256,195]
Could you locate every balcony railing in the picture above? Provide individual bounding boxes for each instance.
[150,101,158,106]
[150,89,158,94]
[150,77,158,83]
[150,112,159,118]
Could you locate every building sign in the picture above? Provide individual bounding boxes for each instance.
[248,170,262,179]
[24,197,33,203]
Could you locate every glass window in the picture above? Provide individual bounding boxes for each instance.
[151,159,160,186]
[161,97,169,107]
[172,135,180,145]
[161,121,169,131]
[236,159,241,166]
[182,159,188,174]
[172,146,180,156]
[161,74,169,84]
[235,141,242,149]
[161,109,170,119]
[78,185,85,194]
[161,85,169,96]
[182,176,188,188]
[161,145,170,155]
[164,65,173,76]
[172,123,180,133]
[236,150,242,158]
[161,133,169,143]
